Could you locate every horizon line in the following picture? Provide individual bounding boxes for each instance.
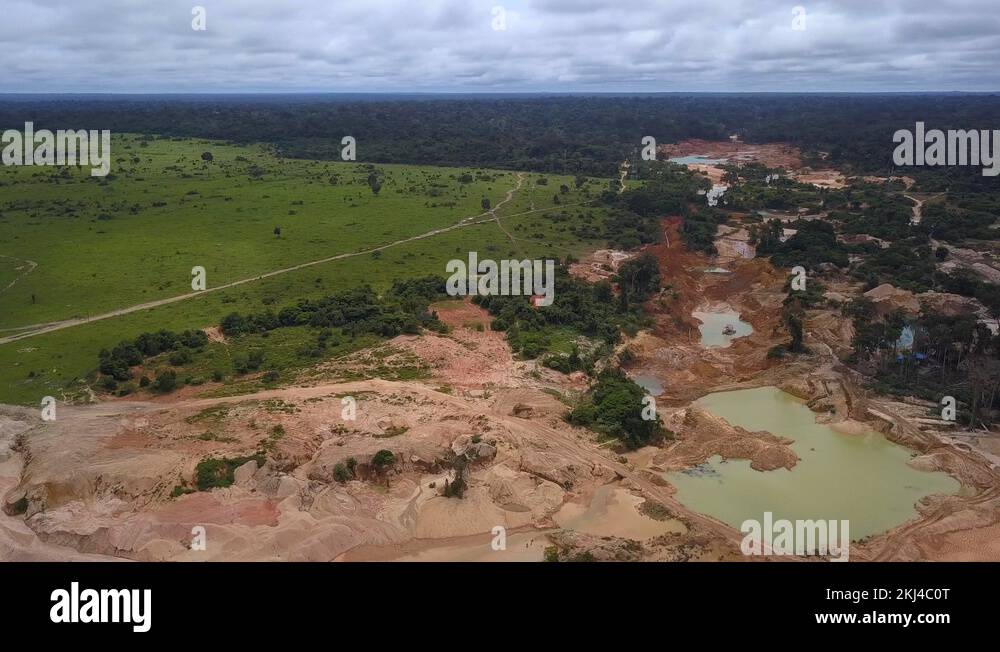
[2,90,999,97]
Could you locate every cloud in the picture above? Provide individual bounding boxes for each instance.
[2,0,998,92]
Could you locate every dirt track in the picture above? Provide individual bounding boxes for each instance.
[0,172,550,345]
[0,255,37,296]
[2,215,998,562]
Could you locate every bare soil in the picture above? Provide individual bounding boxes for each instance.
[2,215,998,562]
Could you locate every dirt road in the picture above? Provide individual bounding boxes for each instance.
[0,255,37,295]
[618,160,628,193]
[1,173,548,345]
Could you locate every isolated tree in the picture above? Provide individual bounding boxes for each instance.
[201,151,213,162]
[273,226,281,238]
[782,298,806,353]
[372,449,395,471]
[481,197,491,211]
[371,449,395,486]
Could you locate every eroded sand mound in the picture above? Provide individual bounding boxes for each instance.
[657,406,798,473]
[863,283,920,317]
[4,210,998,563]
[2,375,738,561]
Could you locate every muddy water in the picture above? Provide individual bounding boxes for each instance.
[665,387,960,539]
[692,310,753,347]
[553,484,686,540]
[670,155,726,165]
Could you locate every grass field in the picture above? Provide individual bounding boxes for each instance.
[0,136,622,405]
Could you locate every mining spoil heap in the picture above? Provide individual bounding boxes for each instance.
[2,219,999,562]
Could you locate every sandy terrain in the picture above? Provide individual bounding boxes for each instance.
[658,138,846,189]
[658,139,802,170]
[2,213,998,563]
[569,249,635,283]
[0,320,744,562]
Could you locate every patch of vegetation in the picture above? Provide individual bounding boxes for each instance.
[261,399,298,414]
[152,369,179,393]
[853,239,937,292]
[923,204,997,243]
[601,163,702,249]
[332,457,358,483]
[770,284,816,356]
[846,302,1000,429]
[752,219,849,270]
[639,500,673,521]
[375,425,409,438]
[371,449,396,470]
[196,431,238,443]
[194,454,265,491]
[567,367,667,450]
[680,208,728,255]
[97,329,208,382]
[169,481,196,498]
[220,277,448,340]
[475,264,652,362]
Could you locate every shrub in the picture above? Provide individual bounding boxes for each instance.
[371,449,395,470]
[194,454,263,491]
[567,367,665,450]
[153,370,178,393]
[332,462,351,483]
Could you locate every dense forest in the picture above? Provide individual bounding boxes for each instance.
[3,93,999,185]
[8,93,999,429]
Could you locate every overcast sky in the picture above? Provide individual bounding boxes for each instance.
[2,0,999,93]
